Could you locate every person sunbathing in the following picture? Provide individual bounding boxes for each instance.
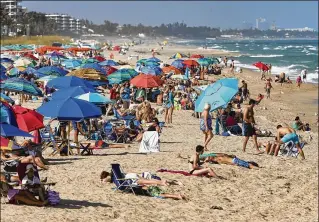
[100,171,186,200]
[0,181,48,206]
[200,153,259,169]
[188,145,220,178]
[1,149,48,170]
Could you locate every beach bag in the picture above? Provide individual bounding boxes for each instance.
[47,190,60,206]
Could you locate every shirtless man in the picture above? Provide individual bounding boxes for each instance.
[242,99,263,154]
[274,125,305,159]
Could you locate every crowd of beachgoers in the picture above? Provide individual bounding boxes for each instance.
[0,40,317,221]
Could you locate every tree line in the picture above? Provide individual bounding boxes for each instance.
[1,6,317,39]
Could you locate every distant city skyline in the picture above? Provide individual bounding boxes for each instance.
[22,1,318,30]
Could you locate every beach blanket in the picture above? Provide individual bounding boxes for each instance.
[157,169,203,177]
[139,131,160,153]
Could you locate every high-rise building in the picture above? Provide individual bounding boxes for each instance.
[1,0,27,35]
[256,18,269,30]
[45,13,82,33]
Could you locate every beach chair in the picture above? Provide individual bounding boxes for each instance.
[279,141,305,158]
[103,120,129,143]
[139,131,160,153]
[111,163,142,195]
[113,108,135,125]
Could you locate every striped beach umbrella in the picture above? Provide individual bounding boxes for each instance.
[82,63,106,75]
[169,53,188,59]
[0,78,43,96]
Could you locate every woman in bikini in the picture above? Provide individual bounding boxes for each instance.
[188,145,219,178]
[200,103,214,151]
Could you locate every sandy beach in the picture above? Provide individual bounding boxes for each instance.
[1,41,318,222]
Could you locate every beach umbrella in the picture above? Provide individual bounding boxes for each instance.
[37,66,68,76]
[67,68,107,81]
[104,66,118,75]
[75,92,113,105]
[7,67,20,77]
[140,66,163,76]
[63,59,82,69]
[119,65,134,69]
[46,51,67,59]
[108,71,133,82]
[0,101,18,126]
[0,123,33,137]
[162,66,182,74]
[197,58,211,66]
[51,86,96,100]
[47,76,94,89]
[253,62,269,71]
[0,93,14,104]
[113,68,138,77]
[21,67,37,75]
[12,105,44,132]
[37,97,102,121]
[190,54,204,59]
[209,57,220,64]
[137,59,159,67]
[13,58,31,67]
[195,78,238,112]
[130,74,163,88]
[1,58,14,63]
[171,59,185,69]
[99,60,119,66]
[183,59,199,67]
[22,53,39,61]
[81,63,106,75]
[169,53,188,59]
[0,137,22,151]
[82,58,100,64]
[0,78,43,96]
[94,56,106,62]
[36,76,58,82]
[147,57,161,63]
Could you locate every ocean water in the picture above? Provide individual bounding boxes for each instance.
[174,39,318,83]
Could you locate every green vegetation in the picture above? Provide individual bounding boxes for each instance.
[1,36,70,46]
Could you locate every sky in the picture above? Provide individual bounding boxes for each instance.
[22,1,318,29]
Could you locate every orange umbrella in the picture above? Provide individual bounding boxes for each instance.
[162,66,182,74]
[130,74,163,88]
[183,59,199,67]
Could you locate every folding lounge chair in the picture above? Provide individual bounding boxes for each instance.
[279,141,305,158]
[111,163,142,195]
[113,108,135,125]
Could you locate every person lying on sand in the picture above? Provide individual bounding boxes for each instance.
[100,171,186,200]
[274,125,305,160]
[199,153,259,169]
[188,145,222,178]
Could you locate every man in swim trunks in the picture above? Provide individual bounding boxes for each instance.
[242,99,263,154]
[274,125,305,160]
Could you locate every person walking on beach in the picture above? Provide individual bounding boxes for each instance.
[200,103,214,151]
[229,59,235,74]
[273,125,305,159]
[301,69,307,83]
[242,99,263,154]
[296,75,302,88]
[240,80,248,101]
[265,78,273,99]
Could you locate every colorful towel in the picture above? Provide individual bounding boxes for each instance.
[157,169,204,177]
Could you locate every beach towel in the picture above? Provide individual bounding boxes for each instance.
[157,169,203,177]
[139,131,160,153]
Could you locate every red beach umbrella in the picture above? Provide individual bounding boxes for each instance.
[253,62,269,71]
[130,74,163,88]
[12,105,44,132]
[104,66,118,75]
[94,56,106,62]
[190,54,204,59]
[183,59,200,67]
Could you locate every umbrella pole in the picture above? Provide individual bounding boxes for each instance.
[67,121,73,156]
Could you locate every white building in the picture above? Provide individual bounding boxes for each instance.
[277,27,316,32]
[45,13,82,33]
[1,0,27,35]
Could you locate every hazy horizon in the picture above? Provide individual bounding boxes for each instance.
[22,1,318,30]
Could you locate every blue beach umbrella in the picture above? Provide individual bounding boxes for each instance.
[47,76,94,89]
[99,60,119,66]
[0,93,15,104]
[37,97,102,121]
[141,66,162,76]
[115,68,138,77]
[82,63,106,75]
[21,67,37,75]
[75,92,113,105]
[197,58,211,66]
[36,76,58,82]
[0,123,33,137]
[1,58,14,63]
[0,102,18,126]
[37,66,68,76]
[195,78,238,112]
[171,59,185,69]
[0,78,43,96]
[51,86,96,100]
[147,57,161,63]
[63,60,82,69]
